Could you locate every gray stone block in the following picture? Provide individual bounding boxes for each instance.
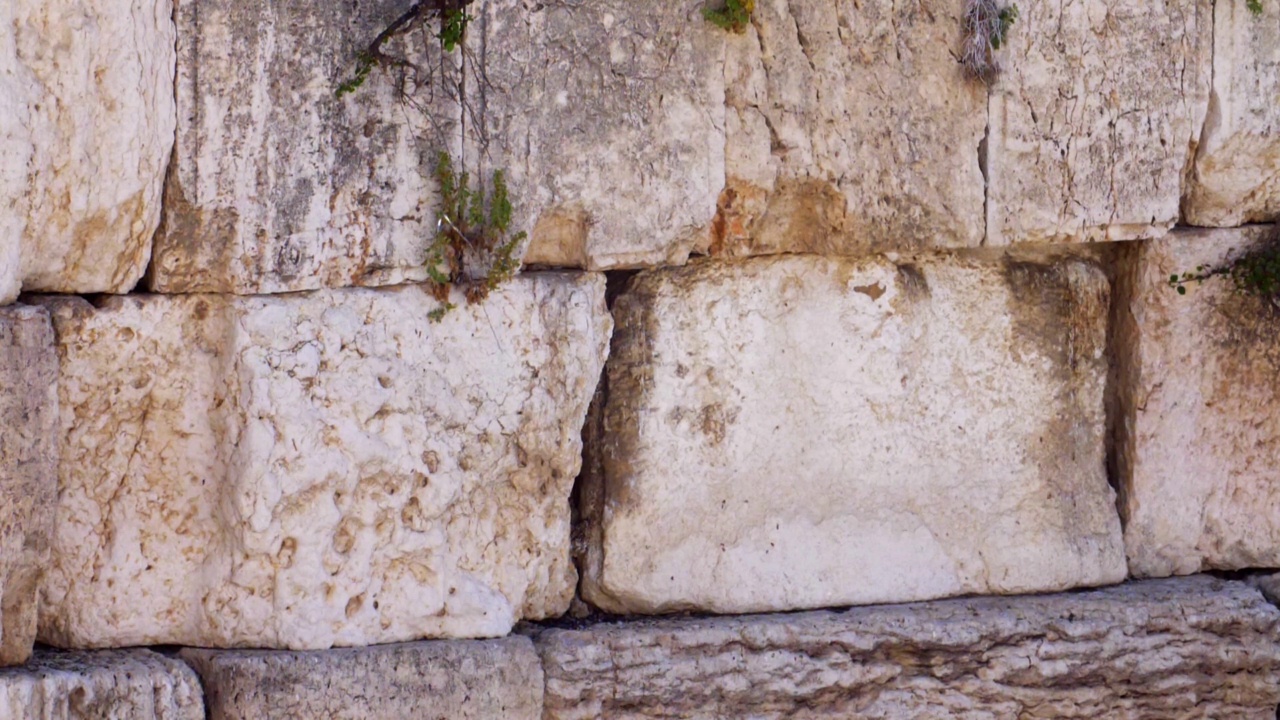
[181,637,542,720]
[0,649,203,719]
[539,577,1280,719]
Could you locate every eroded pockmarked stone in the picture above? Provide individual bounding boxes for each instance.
[986,0,1211,244]
[1183,2,1280,226]
[582,253,1125,615]
[36,274,611,650]
[183,638,541,720]
[1116,227,1280,577]
[714,0,986,257]
[0,306,57,666]
[539,577,1280,720]
[0,0,175,302]
[0,649,203,720]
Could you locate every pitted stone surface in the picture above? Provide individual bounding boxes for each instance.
[0,0,175,302]
[153,0,722,292]
[0,649,203,720]
[0,306,57,666]
[182,637,541,720]
[539,577,1280,719]
[1116,227,1280,577]
[582,253,1125,615]
[987,0,1211,244]
[36,274,611,649]
[713,0,986,257]
[1183,1,1280,226]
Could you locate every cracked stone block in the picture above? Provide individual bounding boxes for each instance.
[987,0,1211,244]
[1183,2,1280,226]
[152,0,722,293]
[34,273,611,650]
[712,0,987,258]
[0,306,57,666]
[0,0,175,303]
[0,649,203,720]
[182,637,541,720]
[1115,227,1280,577]
[581,252,1125,615]
[538,577,1280,719]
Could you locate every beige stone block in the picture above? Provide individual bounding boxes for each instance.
[35,274,611,649]
[0,0,175,302]
[713,0,986,257]
[1116,226,1280,576]
[0,650,202,720]
[152,0,722,293]
[582,253,1125,615]
[0,306,57,666]
[182,637,541,720]
[539,577,1280,719]
[987,0,1211,244]
[1183,2,1280,226]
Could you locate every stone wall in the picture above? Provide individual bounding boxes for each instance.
[2,0,1280,716]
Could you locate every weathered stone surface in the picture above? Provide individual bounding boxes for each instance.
[153,0,722,293]
[35,273,611,649]
[539,577,1280,720]
[0,649,203,720]
[0,0,175,303]
[1115,227,1280,577]
[0,306,57,666]
[1183,2,1280,226]
[712,0,986,257]
[478,0,723,270]
[987,0,1211,244]
[582,253,1125,615]
[182,637,542,720]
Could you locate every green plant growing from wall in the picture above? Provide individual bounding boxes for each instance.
[702,0,754,33]
[1248,0,1264,15]
[425,152,525,320]
[963,0,1019,82]
[1169,234,1280,311]
[337,0,527,321]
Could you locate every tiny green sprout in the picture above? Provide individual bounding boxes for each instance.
[428,304,457,323]
[702,0,755,33]
[438,8,471,53]
[990,4,1019,50]
[1247,0,1264,16]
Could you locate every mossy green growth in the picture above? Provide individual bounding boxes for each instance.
[1248,0,1264,16]
[702,0,754,33]
[1169,236,1280,305]
[425,151,527,322]
[989,4,1019,50]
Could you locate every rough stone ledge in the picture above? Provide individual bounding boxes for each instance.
[181,637,542,720]
[536,576,1280,719]
[0,649,203,720]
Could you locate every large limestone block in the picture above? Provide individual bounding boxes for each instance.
[713,0,987,257]
[0,649,203,720]
[1183,2,1280,226]
[0,0,176,303]
[1116,227,1280,577]
[539,577,1280,719]
[582,253,1125,615]
[153,0,722,293]
[0,306,57,666]
[479,0,724,270]
[182,637,542,720]
[987,0,1211,244]
[36,273,611,649]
